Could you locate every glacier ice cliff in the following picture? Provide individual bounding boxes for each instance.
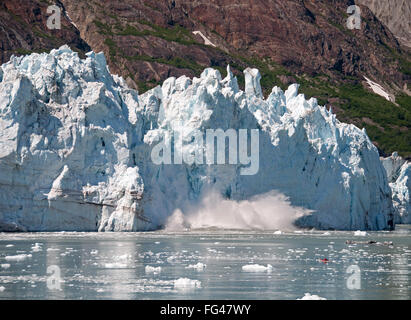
[381,153,410,224]
[0,46,396,231]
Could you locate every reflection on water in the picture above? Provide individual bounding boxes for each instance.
[0,226,410,300]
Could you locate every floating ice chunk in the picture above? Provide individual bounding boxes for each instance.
[47,248,60,252]
[31,243,42,252]
[145,265,162,274]
[90,250,98,255]
[185,263,206,271]
[174,278,201,289]
[5,254,32,261]
[354,230,367,236]
[242,264,273,273]
[273,230,283,235]
[104,263,128,268]
[297,293,327,300]
[116,254,132,260]
[6,245,14,248]
[0,286,5,292]
[1,264,10,269]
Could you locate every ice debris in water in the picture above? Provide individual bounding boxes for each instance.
[174,278,201,289]
[185,263,206,271]
[354,231,368,236]
[297,293,327,300]
[31,243,42,252]
[145,265,162,274]
[104,263,128,269]
[5,254,32,261]
[242,264,273,272]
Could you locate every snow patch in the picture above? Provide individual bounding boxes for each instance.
[192,31,216,47]
[363,76,392,102]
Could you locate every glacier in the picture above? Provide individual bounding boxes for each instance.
[0,45,399,231]
[381,153,410,224]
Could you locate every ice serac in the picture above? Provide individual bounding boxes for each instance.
[0,46,146,231]
[0,47,395,231]
[381,153,410,224]
[381,152,406,183]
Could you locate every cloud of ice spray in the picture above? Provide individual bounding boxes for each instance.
[165,190,312,231]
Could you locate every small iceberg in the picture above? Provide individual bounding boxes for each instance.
[242,264,273,273]
[174,278,201,289]
[297,293,327,300]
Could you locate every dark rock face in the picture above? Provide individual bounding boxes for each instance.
[0,0,90,64]
[1,0,407,92]
[57,0,408,90]
[358,0,411,49]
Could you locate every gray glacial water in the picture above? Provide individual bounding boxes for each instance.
[0,226,410,300]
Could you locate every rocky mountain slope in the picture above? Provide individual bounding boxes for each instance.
[0,0,410,157]
[0,0,90,63]
[358,0,411,48]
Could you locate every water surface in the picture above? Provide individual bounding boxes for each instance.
[0,226,410,300]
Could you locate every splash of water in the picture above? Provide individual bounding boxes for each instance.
[165,190,311,231]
